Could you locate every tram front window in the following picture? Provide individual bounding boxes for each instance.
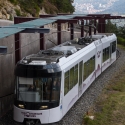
[16,77,61,102]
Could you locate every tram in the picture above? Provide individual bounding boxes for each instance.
[14,33,117,125]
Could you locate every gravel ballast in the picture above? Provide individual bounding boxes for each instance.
[0,47,124,125]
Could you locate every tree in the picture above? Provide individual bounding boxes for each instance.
[105,20,118,33]
[49,0,75,13]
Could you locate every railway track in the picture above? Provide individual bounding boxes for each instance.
[0,47,124,125]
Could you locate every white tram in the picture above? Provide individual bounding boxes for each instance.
[14,33,117,125]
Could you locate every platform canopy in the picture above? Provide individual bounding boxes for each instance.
[0,14,124,39]
[0,15,87,39]
[13,18,56,28]
[0,18,56,39]
[0,27,23,39]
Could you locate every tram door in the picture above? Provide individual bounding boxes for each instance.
[94,40,102,78]
[110,41,116,64]
[78,61,83,96]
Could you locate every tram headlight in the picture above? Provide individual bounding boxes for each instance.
[18,104,24,109]
[40,106,48,109]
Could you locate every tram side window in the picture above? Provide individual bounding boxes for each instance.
[90,56,95,74]
[87,60,90,77]
[83,60,90,80]
[103,49,105,62]
[83,61,87,80]
[112,41,116,53]
[74,64,78,86]
[51,77,61,101]
[70,67,74,89]
[83,56,95,81]
[64,64,78,95]
[89,58,93,76]
[93,56,95,71]
[79,61,83,86]
[103,47,110,62]
[64,71,69,95]
[106,47,110,60]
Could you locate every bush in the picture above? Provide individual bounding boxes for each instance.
[9,0,18,5]
[83,115,94,125]
[9,14,13,21]
[49,0,75,13]
[15,9,21,16]
[9,0,74,16]
[117,36,125,46]
[18,0,41,17]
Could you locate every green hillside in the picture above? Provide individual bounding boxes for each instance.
[9,0,75,17]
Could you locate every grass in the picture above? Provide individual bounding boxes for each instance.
[83,45,125,125]
[117,37,125,46]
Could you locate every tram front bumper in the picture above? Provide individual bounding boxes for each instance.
[13,105,49,124]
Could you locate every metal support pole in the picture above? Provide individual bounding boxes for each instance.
[81,20,84,37]
[102,18,106,33]
[40,26,45,50]
[94,19,97,34]
[70,23,74,40]
[98,19,101,33]
[14,17,21,64]
[57,22,61,45]
[89,20,92,36]
[98,18,105,33]
[68,23,70,31]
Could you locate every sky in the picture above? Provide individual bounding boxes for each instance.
[72,0,125,15]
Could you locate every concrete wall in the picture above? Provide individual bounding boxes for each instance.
[20,33,40,58]
[0,19,15,116]
[0,20,15,97]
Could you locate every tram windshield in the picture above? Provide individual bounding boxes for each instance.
[15,77,61,102]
